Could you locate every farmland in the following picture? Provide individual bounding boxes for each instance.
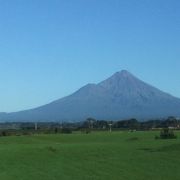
[0,131,180,180]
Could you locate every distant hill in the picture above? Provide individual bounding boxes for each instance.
[0,70,180,122]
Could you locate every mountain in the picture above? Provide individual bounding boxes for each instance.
[0,70,180,122]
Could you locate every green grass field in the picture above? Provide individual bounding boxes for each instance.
[0,131,180,180]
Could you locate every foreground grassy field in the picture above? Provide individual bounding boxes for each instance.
[0,131,180,180]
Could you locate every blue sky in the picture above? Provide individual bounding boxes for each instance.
[0,0,179,112]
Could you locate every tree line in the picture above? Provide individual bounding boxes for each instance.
[0,116,179,136]
[81,116,180,131]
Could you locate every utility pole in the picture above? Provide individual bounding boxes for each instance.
[108,122,112,132]
[35,122,38,131]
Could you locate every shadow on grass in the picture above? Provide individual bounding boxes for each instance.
[47,146,57,153]
[126,137,139,141]
[139,143,180,153]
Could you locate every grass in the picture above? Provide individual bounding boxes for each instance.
[0,131,180,180]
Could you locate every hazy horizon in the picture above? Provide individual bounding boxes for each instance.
[0,0,179,112]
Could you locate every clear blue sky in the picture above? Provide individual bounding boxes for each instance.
[0,0,179,112]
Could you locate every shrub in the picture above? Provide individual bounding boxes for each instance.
[47,146,57,153]
[81,128,91,134]
[61,128,72,134]
[155,128,177,139]
[0,131,9,137]
[54,128,58,134]
[2,131,7,136]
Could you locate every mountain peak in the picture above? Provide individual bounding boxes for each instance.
[99,70,137,86]
[119,69,129,74]
[114,70,134,78]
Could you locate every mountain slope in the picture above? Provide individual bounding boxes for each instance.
[0,70,180,122]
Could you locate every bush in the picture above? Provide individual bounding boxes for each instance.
[61,128,72,134]
[155,128,177,139]
[2,131,7,136]
[54,128,58,134]
[22,131,32,136]
[0,131,9,137]
[80,128,91,134]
